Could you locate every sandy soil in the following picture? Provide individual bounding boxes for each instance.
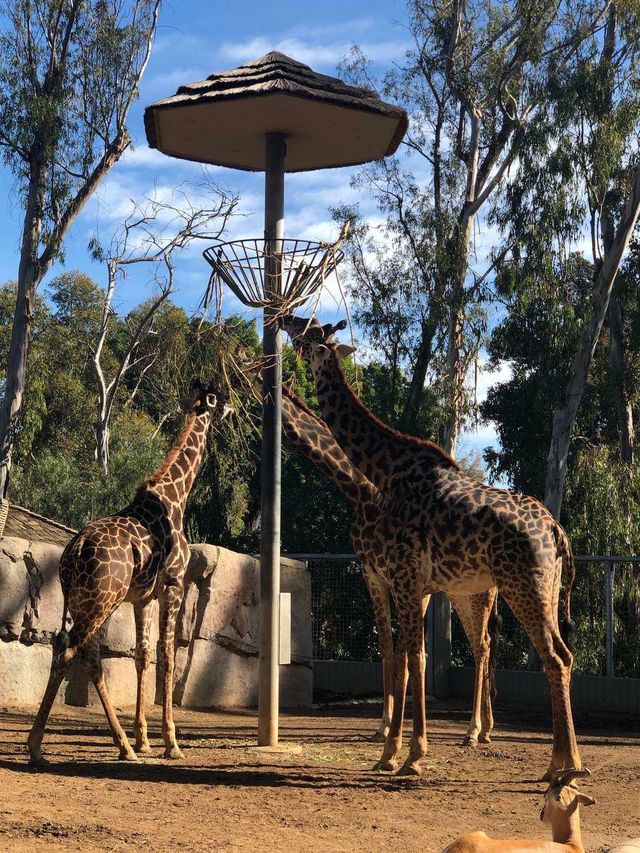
[0,702,638,852]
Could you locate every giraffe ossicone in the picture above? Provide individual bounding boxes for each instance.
[27,379,231,767]
[281,313,581,779]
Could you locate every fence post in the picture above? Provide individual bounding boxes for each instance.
[605,563,615,678]
[427,592,451,698]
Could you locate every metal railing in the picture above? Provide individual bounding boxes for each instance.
[290,553,640,680]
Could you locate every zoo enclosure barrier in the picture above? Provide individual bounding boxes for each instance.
[290,553,640,715]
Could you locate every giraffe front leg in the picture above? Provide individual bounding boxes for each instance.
[478,588,499,744]
[363,570,394,743]
[133,600,155,754]
[373,637,407,772]
[397,594,430,777]
[159,577,184,760]
[450,594,482,746]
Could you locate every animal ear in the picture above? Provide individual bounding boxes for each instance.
[575,793,596,808]
[335,343,356,359]
[205,393,217,409]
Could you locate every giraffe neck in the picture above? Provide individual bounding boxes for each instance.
[309,348,457,489]
[281,387,375,506]
[141,407,211,517]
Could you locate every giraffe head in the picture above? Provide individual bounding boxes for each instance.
[540,768,595,824]
[191,378,233,419]
[279,314,356,367]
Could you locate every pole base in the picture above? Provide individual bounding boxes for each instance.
[250,743,303,755]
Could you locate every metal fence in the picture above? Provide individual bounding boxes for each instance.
[293,553,640,685]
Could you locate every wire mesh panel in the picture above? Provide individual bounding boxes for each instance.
[307,554,640,678]
[307,556,390,661]
[451,558,640,677]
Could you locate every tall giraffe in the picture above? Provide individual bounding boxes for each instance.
[27,379,231,767]
[280,383,499,745]
[281,315,579,778]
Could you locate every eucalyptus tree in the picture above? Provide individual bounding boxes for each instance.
[338,0,608,454]
[491,1,640,517]
[90,180,237,473]
[0,0,161,499]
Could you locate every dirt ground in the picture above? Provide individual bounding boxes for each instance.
[0,701,638,853]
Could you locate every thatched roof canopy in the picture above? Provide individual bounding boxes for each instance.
[144,51,408,172]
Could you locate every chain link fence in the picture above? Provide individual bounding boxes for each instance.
[298,554,640,678]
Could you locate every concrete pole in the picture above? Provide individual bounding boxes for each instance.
[258,132,286,746]
[605,563,614,678]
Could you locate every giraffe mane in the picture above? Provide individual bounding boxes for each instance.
[137,406,200,493]
[328,349,460,469]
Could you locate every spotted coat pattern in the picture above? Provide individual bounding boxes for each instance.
[27,384,226,767]
[281,385,497,745]
[282,315,579,778]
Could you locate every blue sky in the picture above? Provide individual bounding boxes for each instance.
[0,0,505,461]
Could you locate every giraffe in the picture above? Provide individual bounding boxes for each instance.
[281,314,579,779]
[279,382,499,745]
[27,379,231,767]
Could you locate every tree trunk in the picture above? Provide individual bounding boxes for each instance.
[0,156,46,497]
[608,291,635,465]
[95,420,110,474]
[544,166,640,519]
[442,213,475,458]
[400,315,439,433]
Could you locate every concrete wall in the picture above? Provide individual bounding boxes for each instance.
[449,666,640,715]
[0,537,311,709]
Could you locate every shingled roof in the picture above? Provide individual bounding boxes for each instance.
[3,504,76,548]
[144,51,408,172]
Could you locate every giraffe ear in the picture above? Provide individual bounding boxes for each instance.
[205,393,217,409]
[335,343,356,359]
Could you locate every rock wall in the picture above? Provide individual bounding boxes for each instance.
[0,537,311,709]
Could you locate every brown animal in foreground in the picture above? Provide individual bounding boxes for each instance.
[442,768,595,852]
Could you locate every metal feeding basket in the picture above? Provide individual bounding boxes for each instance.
[203,238,344,311]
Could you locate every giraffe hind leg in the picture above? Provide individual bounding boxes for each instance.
[27,631,78,768]
[80,636,137,761]
[500,578,580,776]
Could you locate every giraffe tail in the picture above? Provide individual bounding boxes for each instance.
[557,525,577,653]
[487,593,502,702]
[54,546,74,657]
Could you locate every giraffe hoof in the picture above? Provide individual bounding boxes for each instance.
[28,754,50,770]
[369,731,388,743]
[164,746,185,761]
[396,762,422,777]
[119,749,139,762]
[134,743,153,755]
[372,758,398,772]
[461,735,478,748]
[478,733,491,744]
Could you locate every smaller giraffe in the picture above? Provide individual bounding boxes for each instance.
[27,379,231,767]
[279,382,499,745]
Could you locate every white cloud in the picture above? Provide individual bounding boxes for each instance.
[219,35,408,69]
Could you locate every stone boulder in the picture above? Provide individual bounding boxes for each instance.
[0,536,312,710]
